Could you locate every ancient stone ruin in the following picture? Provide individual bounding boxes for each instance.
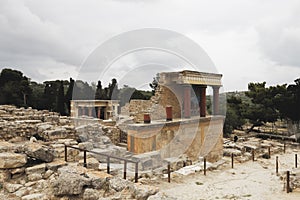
[1,70,299,199]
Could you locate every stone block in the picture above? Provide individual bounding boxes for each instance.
[43,127,67,140]
[78,142,94,150]
[21,193,47,200]
[223,148,242,157]
[4,183,23,193]
[85,170,112,189]
[79,157,99,170]
[83,188,103,200]
[52,172,90,196]
[27,173,43,181]
[0,141,15,153]
[21,142,55,162]
[0,152,27,169]
[46,160,67,172]
[25,163,46,175]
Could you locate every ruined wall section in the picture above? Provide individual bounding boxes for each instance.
[120,84,183,123]
[156,85,183,119]
[0,105,123,145]
[0,105,76,141]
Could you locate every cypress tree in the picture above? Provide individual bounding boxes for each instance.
[56,81,65,115]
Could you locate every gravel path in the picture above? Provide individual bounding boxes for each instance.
[156,149,300,200]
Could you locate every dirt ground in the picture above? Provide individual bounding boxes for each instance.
[155,148,300,200]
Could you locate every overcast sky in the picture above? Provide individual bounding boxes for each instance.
[0,0,299,92]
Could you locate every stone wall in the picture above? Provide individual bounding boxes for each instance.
[120,84,184,123]
[127,116,224,162]
[121,99,166,123]
[155,85,183,119]
[0,105,76,141]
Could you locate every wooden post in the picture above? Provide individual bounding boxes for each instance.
[295,154,298,168]
[268,146,271,158]
[204,157,206,176]
[123,161,127,179]
[83,150,87,167]
[135,162,138,183]
[231,153,234,168]
[64,145,67,162]
[252,149,255,161]
[276,156,278,175]
[168,162,171,183]
[284,142,286,153]
[107,157,110,174]
[286,171,290,193]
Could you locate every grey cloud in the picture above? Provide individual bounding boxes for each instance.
[0,1,82,68]
[256,3,300,67]
[1,0,299,91]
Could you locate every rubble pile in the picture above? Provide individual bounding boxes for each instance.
[223,136,284,162]
[0,105,166,199]
[0,149,160,200]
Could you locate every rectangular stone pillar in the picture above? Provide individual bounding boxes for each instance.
[184,85,191,118]
[104,108,107,120]
[213,86,220,115]
[78,106,82,117]
[84,107,87,116]
[200,85,207,117]
[88,107,92,117]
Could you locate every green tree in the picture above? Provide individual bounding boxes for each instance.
[43,81,59,111]
[244,82,279,132]
[72,80,95,100]
[270,79,300,123]
[0,68,32,107]
[286,79,300,122]
[223,95,246,136]
[65,78,74,115]
[28,81,45,109]
[55,81,65,115]
[108,78,118,100]
[95,81,103,100]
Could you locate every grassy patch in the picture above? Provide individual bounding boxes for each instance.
[195,181,203,185]
[242,194,252,197]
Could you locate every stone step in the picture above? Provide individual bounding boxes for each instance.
[117,143,127,148]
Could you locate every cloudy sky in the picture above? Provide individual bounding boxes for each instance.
[0,0,299,92]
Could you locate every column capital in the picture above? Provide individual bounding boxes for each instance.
[212,85,221,89]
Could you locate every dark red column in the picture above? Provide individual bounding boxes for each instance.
[166,106,172,121]
[200,85,207,117]
[97,107,101,119]
[184,85,191,118]
[213,86,220,115]
[144,113,151,123]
